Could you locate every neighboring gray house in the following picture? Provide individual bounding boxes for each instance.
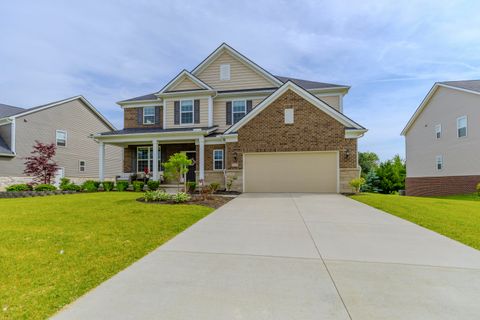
[401,80,480,196]
[0,96,121,190]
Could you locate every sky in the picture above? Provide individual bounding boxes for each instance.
[1,0,480,160]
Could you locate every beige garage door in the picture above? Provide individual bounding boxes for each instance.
[244,152,338,193]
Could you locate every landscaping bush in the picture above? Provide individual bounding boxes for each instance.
[209,182,220,194]
[82,180,98,192]
[132,181,144,192]
[59,178,80,191]
[116,181,129,192]
[143,190,171,202]
[102,181,114,192]
[147,180,160,191]
[477,182,480,196]
[187,181,197,193]
[171,192,191,203]
[349,177,366,193]
[34,184,57,191]
[6,184,32,192]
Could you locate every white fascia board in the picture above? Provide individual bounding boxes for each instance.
[0,153,15,157]
[158,70,214,94]
[156,90,215,99]
[0,117,13,125]
[309,86,350,94]
[118,100,162,108]
[94,128,218,143]
[345,129,367,139]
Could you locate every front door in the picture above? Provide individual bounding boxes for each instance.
[185,151,196,182]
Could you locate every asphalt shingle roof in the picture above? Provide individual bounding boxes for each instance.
[274,76,348,90]
[0,103,25,118]
[440,80,480,93]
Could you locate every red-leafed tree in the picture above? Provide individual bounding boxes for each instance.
[24,141,59,184]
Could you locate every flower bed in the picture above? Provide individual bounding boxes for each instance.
[137,194,234,209]
[0,190,78,198]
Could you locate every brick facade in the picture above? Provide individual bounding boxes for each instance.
[124,107,163,129]
[406,175,480,196]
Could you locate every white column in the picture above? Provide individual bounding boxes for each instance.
[98,141,105,181]
[162,99,167,129]
[152,139,159,181]
[10,118,16,154]
[207,96,213,127]
[199,136,205,181]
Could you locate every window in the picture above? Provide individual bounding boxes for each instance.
[232,100,246,124]
[434,124,441,139]
[56,130,67,147]
[436,155,443,171]
[457,116,467,138]
[136,146,161,173]
[220,64,230,80]
[213,149,224,170]
[79,160,86,172]
[143,107,155,124]
[285,108,294,124]
[180,100,194,124]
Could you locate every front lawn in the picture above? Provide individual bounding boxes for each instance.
[350,193,480,250]
[0,193,213,319]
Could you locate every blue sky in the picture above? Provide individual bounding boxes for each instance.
[1,0,480,160]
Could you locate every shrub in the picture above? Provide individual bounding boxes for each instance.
[226,175,237,191]
[147,180,160,191]
[116,181,129,192]
[143,190,171,202]
[34,184,57,191]
[59,178,80,191]
[171,192,191,203]
[102,181,114,192]
[82,180,98,192]
[209,182,220,194]
[6,184,32,192]
[132,181,144,192]
[349,177,366,193]
[187,181,197,193]
[477,182,480,196]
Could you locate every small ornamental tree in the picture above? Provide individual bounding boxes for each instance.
[162,152,192,191]
[23,141,59,185]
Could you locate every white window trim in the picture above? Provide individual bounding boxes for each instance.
[436,155,443,171]
[232,100,247,124]
[55,130,67,147]
[180,99,194,125]
[434,124,442,139]
[457,116,467,138]
[220,64,231,81]
[79,160,86,172]
[136,146,161,173]
[284,108,294,124]
[143,106,155,125]
[213,149,224,171]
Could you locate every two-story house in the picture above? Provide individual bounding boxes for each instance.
[95,43,367,192]
[402,80,480,196]
[0,96,121,190]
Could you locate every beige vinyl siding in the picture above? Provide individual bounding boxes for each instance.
[0,100,121,178]
[213,98,265,132]
[169,76,203,91]
[315,95,340,111]
[165,98,209,128]
[196,51,275,91]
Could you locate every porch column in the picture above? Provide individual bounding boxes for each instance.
[198,136,205,181]
[207,96,213,127]
[98,141,105,181]
[152,139,159,181]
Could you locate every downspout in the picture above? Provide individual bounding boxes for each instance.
[10,117,16,154]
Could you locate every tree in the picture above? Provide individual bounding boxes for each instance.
[23,141,59,184]
[375,154,406,194]
[358,152,380,177]
[162,152,192,191]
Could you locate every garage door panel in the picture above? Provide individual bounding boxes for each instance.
[244,152,338,193]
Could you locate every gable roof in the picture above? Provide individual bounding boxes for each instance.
[191,43,283,87]
[401,80,480,135]
[118,93,159,103]
[274,76,349,91]
[0,103,25,118]
[225,81,365,134]
[158,69,213,94]
[1,96,116,130]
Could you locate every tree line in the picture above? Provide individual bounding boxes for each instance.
[358,152,406,194]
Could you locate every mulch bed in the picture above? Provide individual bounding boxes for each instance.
[137,195,235,209]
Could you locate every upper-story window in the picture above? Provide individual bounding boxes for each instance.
[79,160,86,172]
[143,107,155,124]
[436,155,443,170]
[457,116,467,138]
[232,100,246,124]
[56,130,67,147]
[220,64,231,80]
[435,124,442,139]
[181,100,194,124]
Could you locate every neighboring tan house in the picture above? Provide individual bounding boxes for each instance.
[0,96,122,190]
[95,43,367,192]
[402,80,480,196]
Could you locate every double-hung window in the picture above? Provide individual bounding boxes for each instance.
[213,149,224,170]
[436,155,443,171]
[137,146,161,173]
[457,116,467,138]
[56,130,67,147]
[79,160,86,172]
[181,100,194,124]
[143,107,155,124]
[435,124,441,139]
[232,100,246,124]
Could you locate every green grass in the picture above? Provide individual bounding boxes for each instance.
[432,193,480,201]
[0,193,213,319]
[350,193,480,251]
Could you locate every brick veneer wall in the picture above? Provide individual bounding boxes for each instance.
[196,144,225,171]
[406,175,480,196]
[124,107,163,129]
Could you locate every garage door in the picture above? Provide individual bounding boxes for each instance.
[244,152,338,193]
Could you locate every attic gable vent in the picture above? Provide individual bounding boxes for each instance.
[220,64,230,80]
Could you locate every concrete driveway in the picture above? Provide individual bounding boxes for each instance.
[53,194,480,320]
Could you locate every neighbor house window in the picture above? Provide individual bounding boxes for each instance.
[137,146,161,173]
[180,100,194,124]
[79,160,86,172]
[143,106,155,124]
[436,155,443,170]
[56,130,67,147]
[220,64,231,80]
[457,116,467,138]
[435,124,441,139]
[213,149,224,170]
[285,108,294,124]
[232,100,246,124]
